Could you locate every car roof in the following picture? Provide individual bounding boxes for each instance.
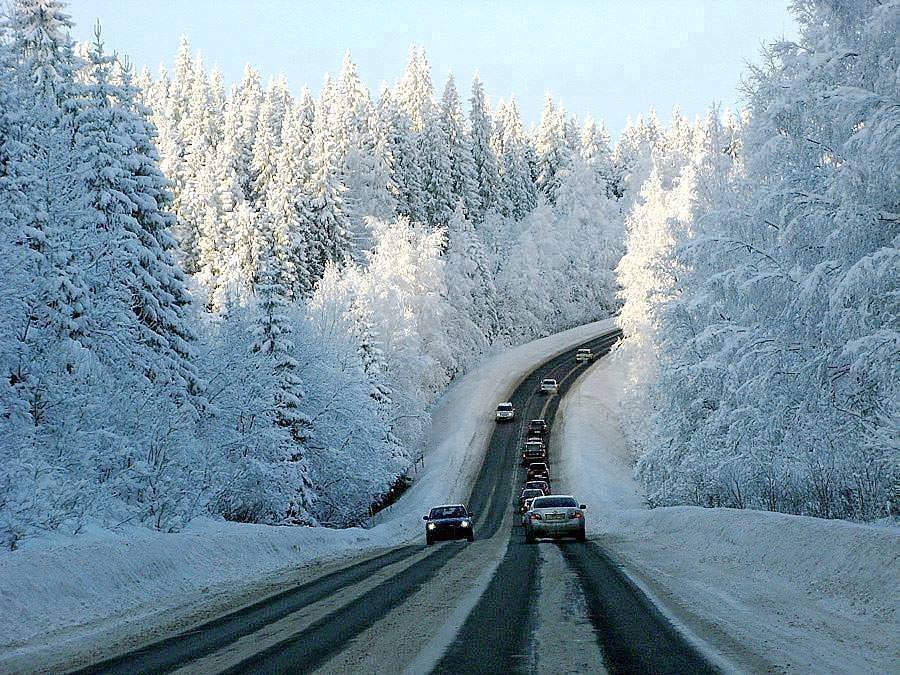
[497,402,513,407]
[431,503,466,509]
[529,419,546,424]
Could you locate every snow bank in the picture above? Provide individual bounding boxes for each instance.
[555,344,900,674]
[0,319,616,670]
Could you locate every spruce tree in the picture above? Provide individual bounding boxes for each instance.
[535,94,572,203]
[378,87,425,224]
[419,107,454,228]
[469,75,499,220]
[440,74,479,218]
[395,45,433,133]
[252,252,314,523]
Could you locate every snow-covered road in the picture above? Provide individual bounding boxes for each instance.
[4,319,894,674]
[1,321,625,672]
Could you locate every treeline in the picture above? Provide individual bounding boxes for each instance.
[616,0,898,521]
[0,0,648,548]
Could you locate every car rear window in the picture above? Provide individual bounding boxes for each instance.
[533,497,578,508]
[429,506,466,519]
[497,403,512,410]
[523,489,544,497]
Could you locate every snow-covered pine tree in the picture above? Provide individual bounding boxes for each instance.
[419,105,455,228]
[535,94,572,203]
[445,203,500,351]
[377,86,425,224]
[113,52,205,401]
[469,74,499,220]
[249,85,282,206]
[395,45,433,133]
[440,74,479,218]
[252,251,315,523]
[581,116,617,199]
[222,64,264,206]
[306,81,352,282]
[336,52,394,259]
[493,96,538,219]
[266,100,315,300]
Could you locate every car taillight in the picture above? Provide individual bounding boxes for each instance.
[570,512,583,519]
[530,513,542,520]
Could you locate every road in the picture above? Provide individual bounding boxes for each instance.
[76,328,717,674]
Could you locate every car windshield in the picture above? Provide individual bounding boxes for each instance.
[429,506,466,519]
[522,489,543,498]
[533,497,578,508]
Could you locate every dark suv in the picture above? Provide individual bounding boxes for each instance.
[527,419,549,440]
[521,440,548,466]
[526,462,550,482]
[423,504,475,545]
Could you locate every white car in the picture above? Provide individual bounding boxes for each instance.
[539,378,558,394]
[575,348,593,363]
[495,402,515,422]
[524,495,587,543]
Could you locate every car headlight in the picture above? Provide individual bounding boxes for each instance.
[461,520,470,528]
[427,523,436,530]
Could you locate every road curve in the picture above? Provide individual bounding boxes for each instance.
[74,327,716,675]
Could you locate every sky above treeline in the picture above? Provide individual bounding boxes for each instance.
[67,0,799,137]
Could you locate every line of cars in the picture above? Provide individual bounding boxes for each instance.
[511,369,589,543]
[425,348,593,546]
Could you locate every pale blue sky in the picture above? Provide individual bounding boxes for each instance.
[66,0,799,136]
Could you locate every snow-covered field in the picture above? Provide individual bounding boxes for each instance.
[0,319,615,672]
[555,345,900,674]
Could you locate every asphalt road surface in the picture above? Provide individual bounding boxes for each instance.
[75,328,717,674]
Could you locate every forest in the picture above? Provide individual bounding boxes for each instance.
[0,0,895,549]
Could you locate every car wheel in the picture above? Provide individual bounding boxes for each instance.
[426,535,434,546]
[576,527,586,542]
[467,533,474,543]
[525,531,535,544]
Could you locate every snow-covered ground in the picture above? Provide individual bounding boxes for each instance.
[555,344,900,674]
[0,319,615,672]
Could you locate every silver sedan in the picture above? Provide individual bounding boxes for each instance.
[524,495,586,543]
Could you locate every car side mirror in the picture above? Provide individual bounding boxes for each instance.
[423,515,429,520]
[580,504,587,510]
[468,513,475,518]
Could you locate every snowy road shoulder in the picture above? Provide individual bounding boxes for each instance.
[555,346,900,674]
